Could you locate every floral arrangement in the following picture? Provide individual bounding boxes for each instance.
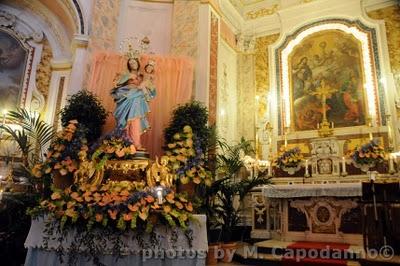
[32,120,87,180]
[31,181,194,233]
[165,125,212,186]
[349,139,386,166]
[91,130,137,166]
[276,147,304,169]
[28,180,195,265]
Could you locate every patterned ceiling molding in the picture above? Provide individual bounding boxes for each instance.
[245,4,279,20]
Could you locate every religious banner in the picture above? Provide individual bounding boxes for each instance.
[289,30,367,131]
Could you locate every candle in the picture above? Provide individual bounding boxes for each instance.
[268,160,272,176]
[331,122,334,128]
[317,123,320,129]
[284,133,288,147]
[156,187,163,204]
[305,159,309,177]
[342,157,347,174]
[389,154,395,174]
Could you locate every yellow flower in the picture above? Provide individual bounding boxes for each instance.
[65,208,77,218]
[193,177,201,184]
[163,205,171,213]
[123,213,132,221]
[108,209,118,220]
[145,196,155,203]
[139,209,149,221]
[183,125,192,133]
[95,213,103,222]
[168,143,176,149]
[115,149,125,158]
[51,192,62,200]
[180,176,189,184]
[175,201,184,209]
[185,202,193,212]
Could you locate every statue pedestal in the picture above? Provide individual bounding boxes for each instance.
[103,159,150,182]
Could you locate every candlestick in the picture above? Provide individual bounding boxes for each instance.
[342,156,347,176]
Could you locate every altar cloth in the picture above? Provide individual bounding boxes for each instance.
[24,215,207,266]
[262,183,362,198]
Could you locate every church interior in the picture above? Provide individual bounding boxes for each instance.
[1,0,400,265]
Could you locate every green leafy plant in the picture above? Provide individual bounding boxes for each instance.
[60,90,108,143]
[164,101,210,154]
[199,138,269,243]
[0,108,55,167]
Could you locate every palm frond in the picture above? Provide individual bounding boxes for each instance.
[0,125,31,155]
[7,108,55,157]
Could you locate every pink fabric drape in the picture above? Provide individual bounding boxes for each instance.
[87,51,193,158]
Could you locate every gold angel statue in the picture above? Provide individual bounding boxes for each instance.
[146,156,175,188]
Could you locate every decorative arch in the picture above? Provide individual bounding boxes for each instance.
[274,19,384,135]
[71,0,85,34]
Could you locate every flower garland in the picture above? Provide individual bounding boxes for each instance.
[276,147,304,169]
[31,181,194,233]
[165,126,212,186]
[349,139,386,166]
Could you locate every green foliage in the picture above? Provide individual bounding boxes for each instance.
[198,138,269,243]
[164,101,210,153]
[216,137,254,179]
[0,108,55,166]
[60,90,108,143]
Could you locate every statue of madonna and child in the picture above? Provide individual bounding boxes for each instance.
[111,56,156,157]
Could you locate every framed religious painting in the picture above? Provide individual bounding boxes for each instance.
[275,19,384,135]
[289,30,367,131]
[0,29,29,112]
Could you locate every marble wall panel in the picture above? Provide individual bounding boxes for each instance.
[170,0,200,59]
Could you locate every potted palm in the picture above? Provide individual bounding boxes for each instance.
[210,138,270,263]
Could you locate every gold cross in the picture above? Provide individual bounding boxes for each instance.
[310,80,338,122]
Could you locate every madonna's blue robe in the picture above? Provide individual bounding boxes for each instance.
[111,73,156,133]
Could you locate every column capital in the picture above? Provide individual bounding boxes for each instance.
[72,34,89,50]
[50,59,72,71]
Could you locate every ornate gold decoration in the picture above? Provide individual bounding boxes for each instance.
[255,34,279,119]
[368,6,400,98]
[311,80,337,137]
[106,159,149,174]
[246,4,279,20]
[35,39,52,101]
[146,156,175,188]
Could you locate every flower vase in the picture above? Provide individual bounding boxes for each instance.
[352,161,376,173]
[281,164,302,175]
